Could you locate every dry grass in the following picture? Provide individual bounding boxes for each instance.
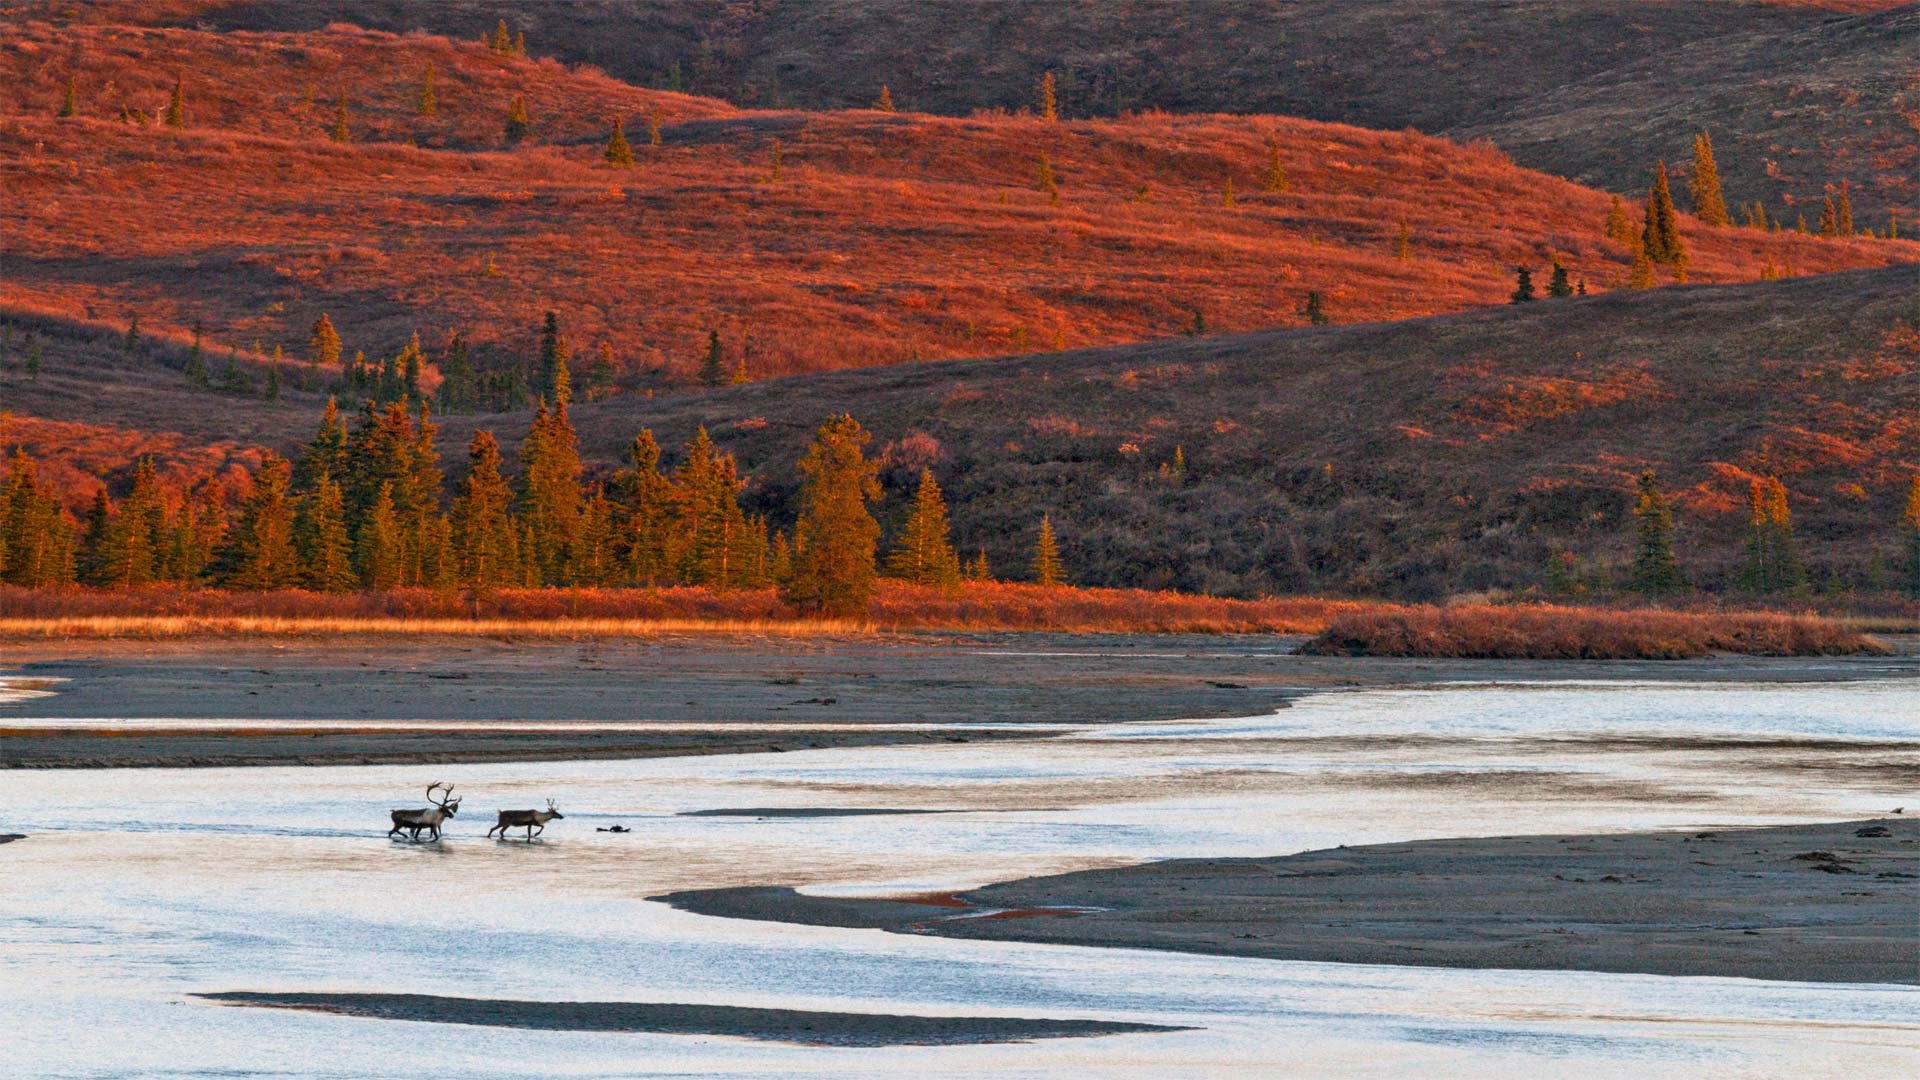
[1301,604,1888,659]
[0,581,1367,638]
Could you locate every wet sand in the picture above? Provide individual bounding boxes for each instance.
[660,819,1920,984]
[196,991,1183,1045]
[5,633,1912,768]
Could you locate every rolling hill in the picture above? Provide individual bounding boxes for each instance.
[56,0,1919,224]
[3,20,1911,389]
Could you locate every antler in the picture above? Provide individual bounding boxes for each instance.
[425,782,444,801]
[427,782,454,807]
[547,798,558,810]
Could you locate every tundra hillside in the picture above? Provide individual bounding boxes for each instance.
[67,0,1920,222]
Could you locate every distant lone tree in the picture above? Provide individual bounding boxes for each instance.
[1221,176,1236,207]
[183,323,208,386]
[488,19,513,54]
[886,469,961,587]
[1903,475,1920,598]
[1303,290,1329,325]
[1394,219,1412,261]
[1038,71,1058,122]
[647,109,663,146]
[1604,194,1638,247]
[1263,141,1290,193]
[165,74,186,128]
[1547,259,1573,297]
[419,63,437,116]
[1835,180,1854,236]
[57,73,77,118]
[1689,131,1729,226]
[1036,152,1058,202]
[504,95,530,144]
[698,330,725,387]
[309,314,341,371]
[603,117,635,167]
[1509,265,1536,303]
[768,138,784,182]
[1030,514,1063,586]
[1641,161,1685,267]
[330,91,350,143]
[875,85,894,112]
[783,414,882,616]
[1818,196,1839,238]
[1630,471,1683,596]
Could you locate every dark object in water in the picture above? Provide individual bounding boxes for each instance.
[597,825,630,833]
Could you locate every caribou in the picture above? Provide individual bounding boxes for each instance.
[388,782,460,841]
[488,800,564,841]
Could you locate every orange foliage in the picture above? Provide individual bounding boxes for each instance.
[1302,604,1884,659]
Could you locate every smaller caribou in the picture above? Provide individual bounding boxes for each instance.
[488,800,564,841]
[388,782,460,841]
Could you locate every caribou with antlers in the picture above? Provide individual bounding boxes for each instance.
[388,783,460,841]
[488,800,564,841]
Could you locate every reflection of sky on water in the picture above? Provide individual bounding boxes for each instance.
[4,679,1916,1077]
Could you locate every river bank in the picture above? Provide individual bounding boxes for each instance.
[5,633,1913,768]
[660,818,1920,984]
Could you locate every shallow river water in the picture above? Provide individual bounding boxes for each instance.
[4,677,1918,1077]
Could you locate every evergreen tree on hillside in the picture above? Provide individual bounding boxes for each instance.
[1629,471,1682,596]
[1263,142,1289,194]
[1509,266,1536,303]
[264,351,282,403]
[648,109,663,146]
[309,314,341,372]
[58,73,77,118]
[488,19,513,54]
[419,63,437,116]
[293,471,355,591]
[768,138,784,182]
[1394,219,1412,261]
[536,311,569,404]
[1030,514,1063,586]
[354,481,404,590]
[1036,152,1058,203]
[698,330,725,387]
[436,333,476,413]
[875,85,894,112]
[1835,180,1854,236]
[1605,194,1638,248]
[1739,475,1805,595]
[77,490,111,586]
[517,400,584,583]
[183,323,208,386]
[618,429,675,584]
[1039,71,1058,122]
[165,74,185,129]
[330,91,350,143]
[294,397,348,493]
[588,341,616,402]
[1303,290,1329,325]
[1689,131,1729,226]
[967,548,992,582]
[1629,247,1656,288]
[604,117,635,167]
[504,96,531,144]
[783,414,881,616]
[1547,259,1573,298]
[886,469,961,587]
[1903,475,1920,598]
[0,454,77,588]
[217,453,299,589]
[449,431,517,591]
[1641,161,1685,266]
[1818,195,1838,238]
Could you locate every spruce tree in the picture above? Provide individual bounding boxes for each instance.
[1036,152,1058,203]
[450,431,517,591]
[165,74,185,128]
[1689,131,1729,226]
[1902,475,1920,599]
[1394,219,1412,261]
[183,323,208,386]
[1629,471,1682,596]
[1509,266,1536,303]
[294,398,349,493]
[294,471,356,591]
[589,341,616,402]
[437,333,476,412]
[309,314,341,372]
[698,330,725,387]
[1263,142,1289,193]
[77,489,111,585]
[504,96,530,144]
[1303,290,1329,325]
[570,487,619,586]
[1641,161,1684,266]
[1547,259,1573,298]
[218,453,299,589]
[1629,248,1655,288]
[1031,514,1063,586]
[1818,196,1838,238]
[264,352,282,403]
[886,469,961,587]
[1605,194,1638,247]
[419,63,437,116]
[619,429,675,584]
[604,117,635,167]
[648,109,662,146]
[516,400,583,583]
[58,73,77,118]
[1039,71,1058,122]
[1739,476,1805,595]
[782,414,881,616]
[967,548,992,582]
[488,19,512,54]
[536,311,570,403]
[25,338,41,382]
[354,481,404,589]
[875,85,894,112]
[1835,180,1854,236]
[768,138,783,182]
[0,454,77,587]
[330,91,350,143]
